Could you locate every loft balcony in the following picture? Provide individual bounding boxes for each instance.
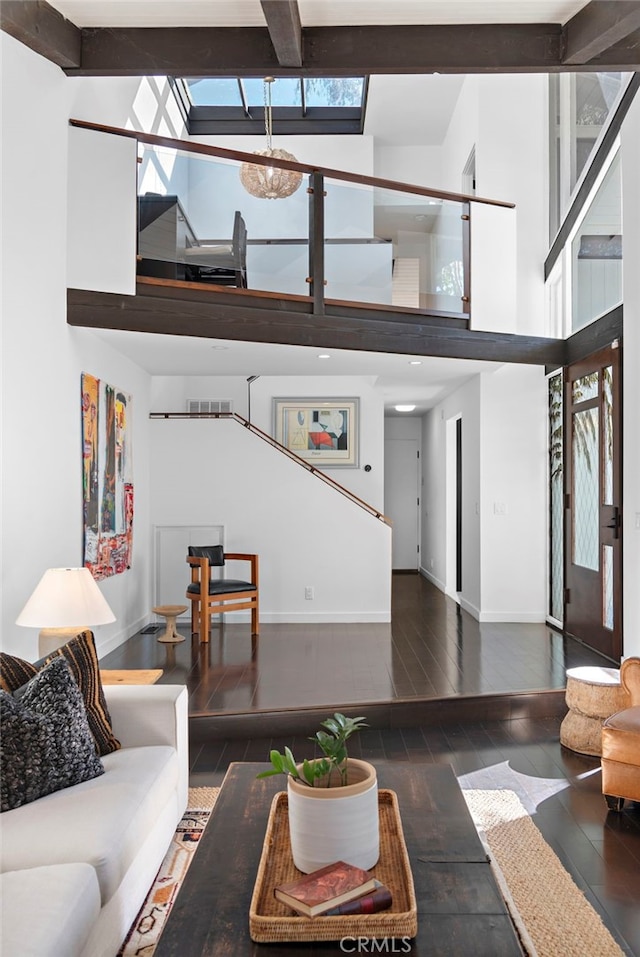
[66,119,565,367]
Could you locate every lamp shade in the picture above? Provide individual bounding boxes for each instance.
[16,567,116,629]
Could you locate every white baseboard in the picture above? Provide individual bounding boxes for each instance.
[252,611,391,624]
[477,611,546,623]
[419,566,446,592]
[172,611,391,625]
[96,615,147,658]
[459,596,481,620]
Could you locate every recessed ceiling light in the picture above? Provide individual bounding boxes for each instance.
[395,404,416,412]
[408,360,422,366]
[318,354,331,359]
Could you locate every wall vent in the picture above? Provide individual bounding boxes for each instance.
[187,398,233,415]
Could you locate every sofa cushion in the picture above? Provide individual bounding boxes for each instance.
[0,657,104,812]
[1,863,100,957]
[0,630,120,756]
[0,744,178,905]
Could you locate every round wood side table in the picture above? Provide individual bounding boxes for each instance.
[152,604,188,643]
[560,665,628,756]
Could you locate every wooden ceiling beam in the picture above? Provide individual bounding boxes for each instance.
[58,22,640,77]
[260,0,303,68]
[4,9,638,77]
[562,0,640,65]
[0,0,80,69]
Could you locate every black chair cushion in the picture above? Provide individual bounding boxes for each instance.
[188,545,224,566]
[187,579,257,596]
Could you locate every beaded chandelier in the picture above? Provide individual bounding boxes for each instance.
[239,77,303,200]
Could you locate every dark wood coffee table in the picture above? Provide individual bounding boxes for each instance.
[155,761,523,956]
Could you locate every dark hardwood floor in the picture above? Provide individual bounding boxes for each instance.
[100,574,640,955]
[102,573,608,719]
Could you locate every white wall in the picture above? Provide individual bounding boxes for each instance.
[421,377,482,612]
[420,365,547,622]
[621,94,640,658]
[384,417,422,441]
[70,74,187,139]
[151,374,386,511]
[0,37,180,658]
[149,419,391,622]
[374,146,442,189]
[195,134,374,178]
[479,365,547,621]
[440,74,548,337]
[67,127,138,294]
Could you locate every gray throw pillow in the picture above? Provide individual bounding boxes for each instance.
[0,656,104,812]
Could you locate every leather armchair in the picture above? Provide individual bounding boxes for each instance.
[601,657,640,811]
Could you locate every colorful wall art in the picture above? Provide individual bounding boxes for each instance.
[82,373,133,579]
[273,397,359,467]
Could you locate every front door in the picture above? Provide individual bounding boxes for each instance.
[564,344,622,660]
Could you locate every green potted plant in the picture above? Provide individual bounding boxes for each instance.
[258,713,379,873]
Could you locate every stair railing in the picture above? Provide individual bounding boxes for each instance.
[149,411,390,524]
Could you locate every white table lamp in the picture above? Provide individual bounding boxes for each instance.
[16,567,116,658]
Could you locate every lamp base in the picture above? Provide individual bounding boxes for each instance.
[38,627,86,659]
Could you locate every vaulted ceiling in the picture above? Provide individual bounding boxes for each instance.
[2,1,637,411]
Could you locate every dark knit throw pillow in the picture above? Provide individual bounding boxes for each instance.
[0,657,105,812]
[0,631,120,756]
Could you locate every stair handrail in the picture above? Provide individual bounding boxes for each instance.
[149,411,390,524]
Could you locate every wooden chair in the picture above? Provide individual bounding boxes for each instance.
[186,545,258,648]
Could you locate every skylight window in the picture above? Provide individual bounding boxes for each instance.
[173,77,368,136]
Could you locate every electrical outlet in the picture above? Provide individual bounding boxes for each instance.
[305,586,314,600]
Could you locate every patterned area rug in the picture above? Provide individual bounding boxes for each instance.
[118,787,219,957]
[463,789,625,957]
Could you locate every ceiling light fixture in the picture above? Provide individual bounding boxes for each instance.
[408,360,422,366]
[239,77,303,200]
[318,354,331,359]
[395,404,416,412]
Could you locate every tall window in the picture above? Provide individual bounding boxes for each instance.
[547,147,622,337]
[549,72,630,240]
[571,152,622,332]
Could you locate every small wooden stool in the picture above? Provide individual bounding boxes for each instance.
[560,665,629,756]
[152,604,188,643]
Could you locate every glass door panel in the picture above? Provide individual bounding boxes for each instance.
[564,345,621,660]
[572,406,599,570]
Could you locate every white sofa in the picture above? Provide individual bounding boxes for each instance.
[0,683,188,957]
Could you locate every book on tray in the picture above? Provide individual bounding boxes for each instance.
[323,880,393,916]
[273,861,381,918]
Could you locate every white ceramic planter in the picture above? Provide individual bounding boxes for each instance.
[287,758,379,873]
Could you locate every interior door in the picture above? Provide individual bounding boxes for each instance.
[384,438,420,570]
[564,344,621,660]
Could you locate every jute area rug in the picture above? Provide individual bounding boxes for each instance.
[463,789,625,957]
[118,787,219,957]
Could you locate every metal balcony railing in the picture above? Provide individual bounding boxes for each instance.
[70,118,514,325]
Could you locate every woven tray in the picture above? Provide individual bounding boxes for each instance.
[249,788,418,943]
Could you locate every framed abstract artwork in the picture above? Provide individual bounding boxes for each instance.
[273,397,359,468]
[81,373,133,580]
